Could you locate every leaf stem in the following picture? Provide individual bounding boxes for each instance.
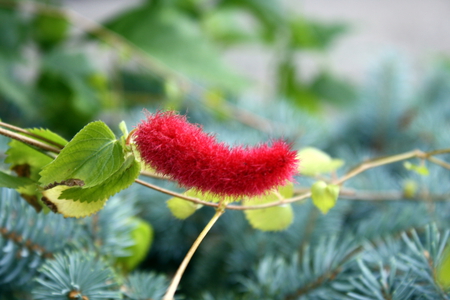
[162,205,225,300]
[0,121,65,149]
[333,150,424,186]
[0,127,61,154]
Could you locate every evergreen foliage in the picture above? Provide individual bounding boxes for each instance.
[32,251,121,300]
[0,188,79,290]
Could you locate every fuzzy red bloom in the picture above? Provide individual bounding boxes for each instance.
[133,111,299,198]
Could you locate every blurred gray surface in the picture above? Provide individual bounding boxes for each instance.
[67,0,450,90]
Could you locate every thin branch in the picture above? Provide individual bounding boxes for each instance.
[135,178,311,210]
[0,121,65,149]
[333,150,425,186]
[426,149,450,156]
[0,127,61,154]
[135,179,220,207]
[427,156,450,171]
[163,206,225,300]
[0,226,54,259]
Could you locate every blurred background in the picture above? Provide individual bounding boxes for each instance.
[2,1,450,298]
[2,0,450,138]
[68,0,450,86]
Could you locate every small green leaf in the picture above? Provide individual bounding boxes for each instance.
[119,120,129,137]
[27,128,68,147]
[0,170,34,188]
[404,161,429,176]
[59,156,140,203]
[437,245,450,289]
[297,147,344,176]
[403,179,418,198]
[5,127,66,180]
[39,121,125,188]
[186,189,223,203]
[311,181,340,214]
[167,197,202,220]
[166,189,221,220]
[4,128,66,211]
[116,217,153,272]
[105,6,246,90]
[243,184,294,231]
[41,185,108,218]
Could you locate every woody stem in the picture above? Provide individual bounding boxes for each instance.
[162,202,226,300]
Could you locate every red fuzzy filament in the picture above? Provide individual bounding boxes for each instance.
[133,111,299,198]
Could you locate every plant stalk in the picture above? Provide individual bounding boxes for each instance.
[0,127,61,154]
[162,207,225,300]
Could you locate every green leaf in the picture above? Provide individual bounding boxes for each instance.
[5,128,67,178]
[203,8,256,46]
[289,18,347,50]
[39,121,125,188]
[5,128,67,169]
[4,127,66,207]
[119,121,129,150]
[167,197,202,220]
[59,156,140,203]
[26,128,68,147]
[5,141,53,181]
[116,217,154,272]
[403,179,418,198]
[297,147,344,176]
[0,170,34,188]
[32,14,69,49]
[186,189,223,203]
[105,5,246,90]
[224,0,285,42]
[404,161,429,176]
[276,58,321,113]
[311,181,340,214]
[243,184,294,231]
[166,189,220,220]
[119,121,129,138]
[41,185,108,218]
[437,245,450,289]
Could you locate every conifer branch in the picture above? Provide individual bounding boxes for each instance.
[284,226,423,300]
[0,226,54,259]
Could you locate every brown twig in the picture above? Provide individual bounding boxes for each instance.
[0,121,65,149]
[0,127,61,154]
[163,204,225,300]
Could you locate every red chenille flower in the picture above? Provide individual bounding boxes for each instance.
[133,111,299,198]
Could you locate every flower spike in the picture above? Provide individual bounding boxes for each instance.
[133,111,299,198]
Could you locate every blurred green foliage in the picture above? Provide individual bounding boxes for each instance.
[0,0,353,138]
